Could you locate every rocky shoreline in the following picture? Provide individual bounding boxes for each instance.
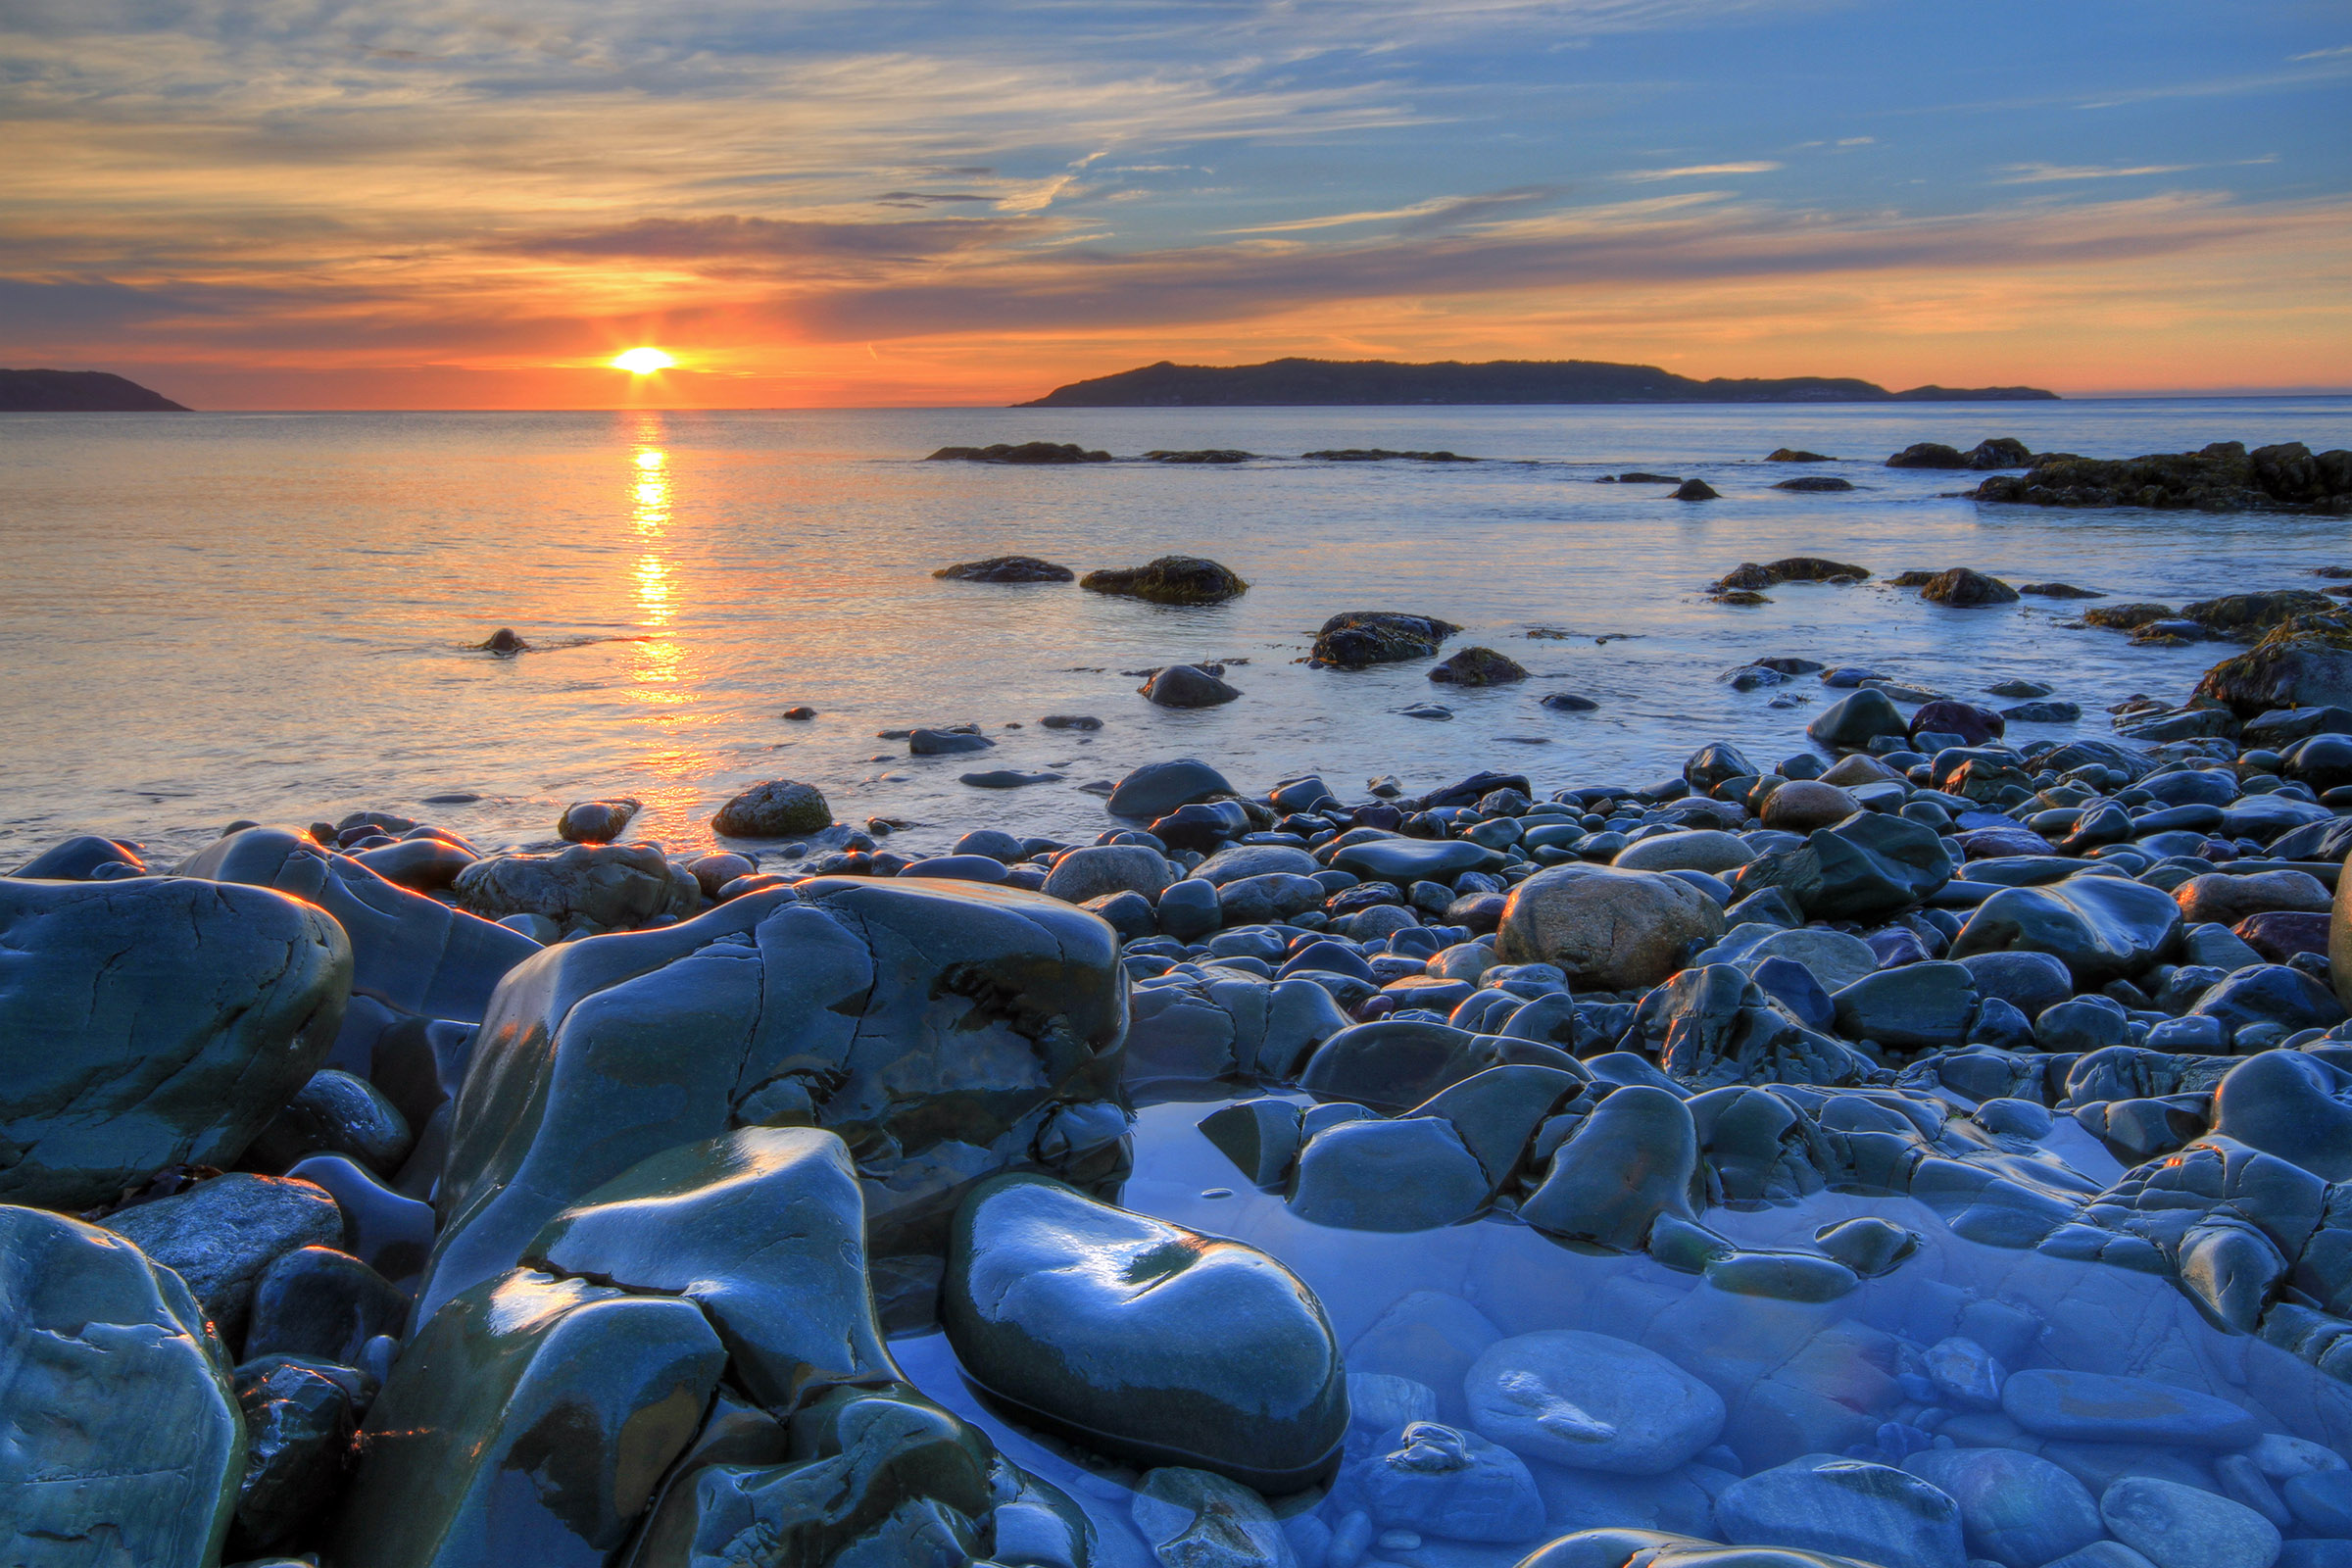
[13,560,2352,1565]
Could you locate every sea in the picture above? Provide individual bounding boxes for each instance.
[4,397,2348,865]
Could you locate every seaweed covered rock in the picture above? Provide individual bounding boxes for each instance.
[927,441,1109,464]
[932,555,1075,582]
[1429,646,1530,685]
[2195,612,2352,716]
[416,879,1130,1328]
[1312,611,1460,668]
[0,876,350,1209]
[710,777,833,838]
[1919,567,2020,607]
[1081,556,1249,605]
[944,1172,1347,1492]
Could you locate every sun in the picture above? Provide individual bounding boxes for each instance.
[612,347,675,373]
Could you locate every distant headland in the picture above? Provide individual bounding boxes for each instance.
[0,369,189,412]
[1017,357,2057,408]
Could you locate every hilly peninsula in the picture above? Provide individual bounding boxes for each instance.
[0,368,189,412]
[1018,357,2056,408]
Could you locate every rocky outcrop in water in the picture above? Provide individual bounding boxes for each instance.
[1977,440,2352,514]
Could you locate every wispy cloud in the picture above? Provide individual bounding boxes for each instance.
[1996,155,2278,183]
[1621,161,1782,181]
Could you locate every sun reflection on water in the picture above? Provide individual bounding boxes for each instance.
[620,416,713,841]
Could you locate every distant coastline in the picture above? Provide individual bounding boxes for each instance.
[0,368,188,413]
[1018,357,2057,409]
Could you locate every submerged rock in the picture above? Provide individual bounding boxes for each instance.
[0,876,350,1209]
[1428,646,1530,685]
[1920,567,2021,607]
[1312,611,1460,668]
[1717,1456,1968,1568]
[1463,1329,1725,1475]
[1140,663,1243,707]
[1082,556,1250,605]
[944,1172,1348,1492]
[928,441,1109,463]
[932,555,1075,582]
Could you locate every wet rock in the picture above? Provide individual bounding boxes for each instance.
[1920,567,2021,607]
[944,1173,1347,1492]
[557,797,640,843]
[1958,950,2076,1016]
[1127,969,1348,1089]
[933,555,1076,582]
[1902,1447,2103,1568]
[0,1205,246,1566]
[2022,581,2105,598]
[1673,478,1720,500]
[1630,964,1877,1088]
[2196,613,2352,717]
[1832,960,1978,1048]
[247,1069,412,1177]
[10,832,147,879]
[1909,699,2005,746]
[2188,962,2345,1036]
[1774,475,1854,492]
[1313,612,1460,668]
[1428,646,1530,685]
[1131,1465,1291,1567]
[1519,1085,1697,1249]
[1198,1099,1303,1185]
[1464,1329,1725,1474]
[710,777,832,837]
[1615,829,1756,874]
[910,725,996,755]
[232,1354,360,1555]
[1498,863,1727,991]
[1109,759,1236,817]
[1730,810,1951,921]
[1298,1020,1495,1112]
[416,879,1127,1327]
[1951,875,2183,984]
[1044,843,1175,903]
[330,1268,725,1568]
[1806,687,1908,750]
[1082,556,1250,604]
[1333,837,1503,883]
[1288,1115,1492,1231]
[244,1245,407,1365]
[3,879,355,1211]
[1342,1420,1544,1543]
[525,1127,892,1408]
[628,1383,999,1567]
[1717,1456,1967,1568]
[2236,908,2331,963]
[1685,740,1762,792]
[105,1173,344,1348]
[474,626,528,653]
[2177,868,2333,925]
[351,834,476,891]
[930,441,1109,463]
[1139,663,1240,706]
[2000,1368,2260,1447]
[453,840,698,931]
[1769,448,1835,462]
[2100,1475,2281,1568]
[1888,441,1972,468]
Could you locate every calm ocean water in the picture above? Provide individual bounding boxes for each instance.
[4,398,2347,864]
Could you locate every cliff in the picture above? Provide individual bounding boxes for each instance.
[0,369,189,412]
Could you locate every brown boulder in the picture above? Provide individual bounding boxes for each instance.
[1760,780,1860,833]
[2174,869,2332,927]
[2236,910,2331,965]
[1495,863,1726,992]
[2195,613,2352,717]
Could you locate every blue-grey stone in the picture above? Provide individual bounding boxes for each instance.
[2001,1369,2261,1448]
[1716,1456,1967,1568]
[2100,1475,2281,1568]
[1345,1421,1544,1543]
[1288,1116,1491,1231]
[1463,1329,1724,1475]
[1904,1446,2103,1568]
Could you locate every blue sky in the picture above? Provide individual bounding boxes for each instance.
[0,0,2344,405]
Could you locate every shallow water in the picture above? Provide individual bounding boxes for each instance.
[893,1094,2350,1567]
[4,398,2347,864]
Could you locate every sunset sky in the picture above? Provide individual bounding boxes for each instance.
[4,0,2347,409]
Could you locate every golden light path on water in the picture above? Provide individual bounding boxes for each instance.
[624,415,710,842]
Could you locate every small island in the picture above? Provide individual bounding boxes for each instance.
[0,368,189,412]
[1018,356,2056,408]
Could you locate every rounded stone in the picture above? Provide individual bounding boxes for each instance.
[710,778,831,838]
[944,1173,1347,1493]
[1903,1446,2104,1568]
[1762,781,1861,833]
[1717,1456,1967,1568]
[1613,830,1757,874]
[2000,1369,2261,1448]
[1287,1117,1491,1232]
[1496,863,1728,992]
[2100,1475,2281,1568]
[1043,844,1174,904]
[1463,1329,1724,1475]
[558,797,641,844]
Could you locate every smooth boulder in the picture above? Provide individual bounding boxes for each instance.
[1497,863,1728,991]
[944,1173,1347,1492]
[0,876,350,1209]
[1463,1329,1724,1475]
